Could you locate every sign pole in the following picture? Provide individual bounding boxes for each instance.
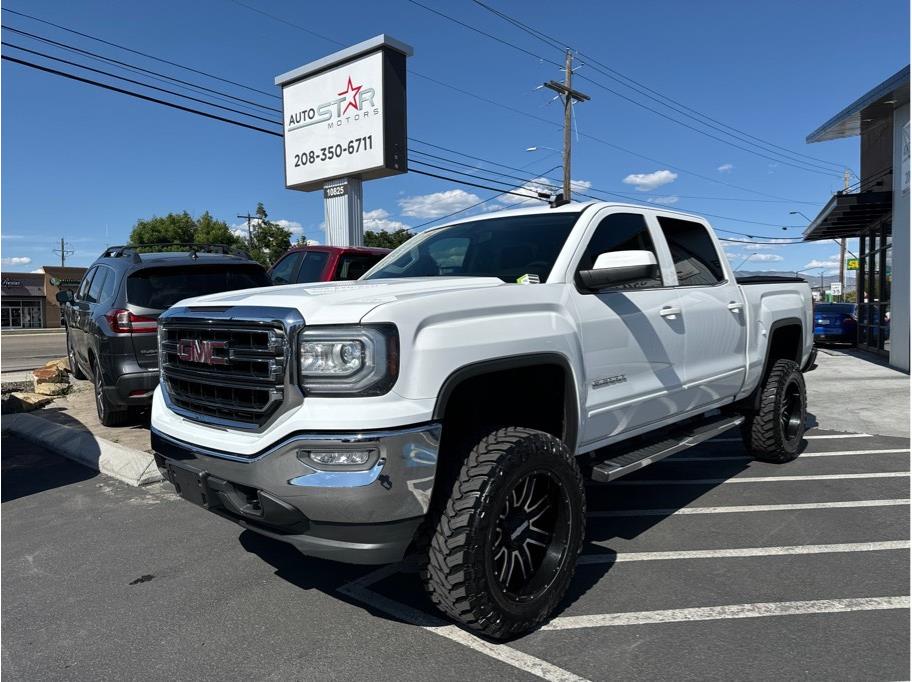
[323,177,364,246]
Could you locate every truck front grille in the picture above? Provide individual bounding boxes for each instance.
[160,322,287,427]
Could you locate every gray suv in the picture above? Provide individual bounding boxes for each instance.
[58,244,271,426]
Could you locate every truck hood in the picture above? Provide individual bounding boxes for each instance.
[176,277,506,325]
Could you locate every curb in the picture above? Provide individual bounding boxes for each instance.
[1,413,163,487]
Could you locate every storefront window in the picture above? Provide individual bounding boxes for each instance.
[1,300,43,329]
[856,220,892,355]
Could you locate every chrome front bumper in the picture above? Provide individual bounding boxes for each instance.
[151,423,441,564]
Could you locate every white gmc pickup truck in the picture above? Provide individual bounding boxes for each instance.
[151,202,815,639]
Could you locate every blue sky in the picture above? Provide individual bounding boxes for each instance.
[2,0,908,274]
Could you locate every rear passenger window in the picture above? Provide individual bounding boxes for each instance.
[576,213,662,289]
[335,254,383,281]
[657,217,725,286]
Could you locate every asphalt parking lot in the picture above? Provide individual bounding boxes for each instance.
[3,425,908,681]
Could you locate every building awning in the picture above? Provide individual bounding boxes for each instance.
[803,191,892,240]
[806,66,909,143]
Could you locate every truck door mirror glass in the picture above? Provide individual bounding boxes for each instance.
[56,290,74,304]
[579,250,658,290]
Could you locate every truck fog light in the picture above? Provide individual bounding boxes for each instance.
[300,449,374,466]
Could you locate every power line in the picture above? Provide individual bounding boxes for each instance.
[2,41,283,126]
[2,7,281,100]
[1,55,284,137]
[218,0,827,203]
[469,0,850,173]
[2,25,281,115]
[414,0,844,178]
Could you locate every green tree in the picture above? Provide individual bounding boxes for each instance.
[195,211,244,249]
[248,202,291,267]
[129,212,196,247]
[364,229,412,249]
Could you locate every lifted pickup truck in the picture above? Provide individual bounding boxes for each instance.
[151,202,814,639]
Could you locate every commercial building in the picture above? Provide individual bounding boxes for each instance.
[1,266,86,329]
[803,66,909,371]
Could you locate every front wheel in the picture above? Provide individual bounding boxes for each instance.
[742,358,807,463]
[92,359,129,427]
[66,331,86,380]
[422,427,585,640]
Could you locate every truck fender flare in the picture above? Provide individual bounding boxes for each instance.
[750,316,804,411]
[432,352,580,453]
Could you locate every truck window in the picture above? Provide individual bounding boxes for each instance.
[335,254,385,281]
[295,251,329,283]
[575,213,662,289]
[127,264,270,310]
[657,216,724,286]
[270,251,304,285]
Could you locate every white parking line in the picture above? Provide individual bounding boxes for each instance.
[587,499,911,517]
[672,448,910,462]
[579,540,909,564]
[609,472,910,485]
[710,434,875,443]
[805,433,873,439]
[338,565,589,682]
[540,596,910,631]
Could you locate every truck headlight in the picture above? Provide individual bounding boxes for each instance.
[298,325,398,395]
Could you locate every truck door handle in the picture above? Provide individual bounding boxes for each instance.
[660,306,681,318]
[727,301,744,312]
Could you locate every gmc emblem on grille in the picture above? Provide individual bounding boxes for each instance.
[177,339,228,365]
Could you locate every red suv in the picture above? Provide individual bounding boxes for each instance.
[268,245,390,285]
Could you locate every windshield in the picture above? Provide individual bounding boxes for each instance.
[363,212,581,283]
[127,264,270,310]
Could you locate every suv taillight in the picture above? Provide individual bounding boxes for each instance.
[105,309,158,334]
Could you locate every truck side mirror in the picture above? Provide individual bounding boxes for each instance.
[56,290,75,304]
[578,250,658,290]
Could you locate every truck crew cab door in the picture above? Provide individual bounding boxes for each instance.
[653,215,747,409]
[569,209,687,449]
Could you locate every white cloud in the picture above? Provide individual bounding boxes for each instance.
[31,267,45,273]
[363,208,410,232]
[744,253,784,262]
[1,256,32,265]
[399,189,482,218]
[622,170,678,192]
[717,163,734,173]
[647,195,679,205]
[231,218,304,237]
[500,178,591,206]
[803,257,841,269]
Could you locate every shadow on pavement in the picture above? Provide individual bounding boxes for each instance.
[1,433,97,502]
[236,433,809,636]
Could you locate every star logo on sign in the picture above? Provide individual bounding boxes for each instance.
[337,76,363,115]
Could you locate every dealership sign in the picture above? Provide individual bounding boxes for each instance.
[276,36,411,192]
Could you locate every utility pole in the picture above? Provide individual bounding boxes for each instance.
[543,50,589,202]
[52,238,74,267]
[839,169,849,301]
[237,213,256,245]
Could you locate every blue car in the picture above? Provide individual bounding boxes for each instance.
[813,303,857,346]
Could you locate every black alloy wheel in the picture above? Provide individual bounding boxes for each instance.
[422,426,585,640]
[489,470,571,602]
[742,358,806,463]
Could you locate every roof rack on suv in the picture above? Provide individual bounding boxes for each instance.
[101,243,252,263]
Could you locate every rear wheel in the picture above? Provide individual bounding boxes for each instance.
[742,359,806,462]
[92,358,129,427]
[66,331,86,380]
[422,427,585,640]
